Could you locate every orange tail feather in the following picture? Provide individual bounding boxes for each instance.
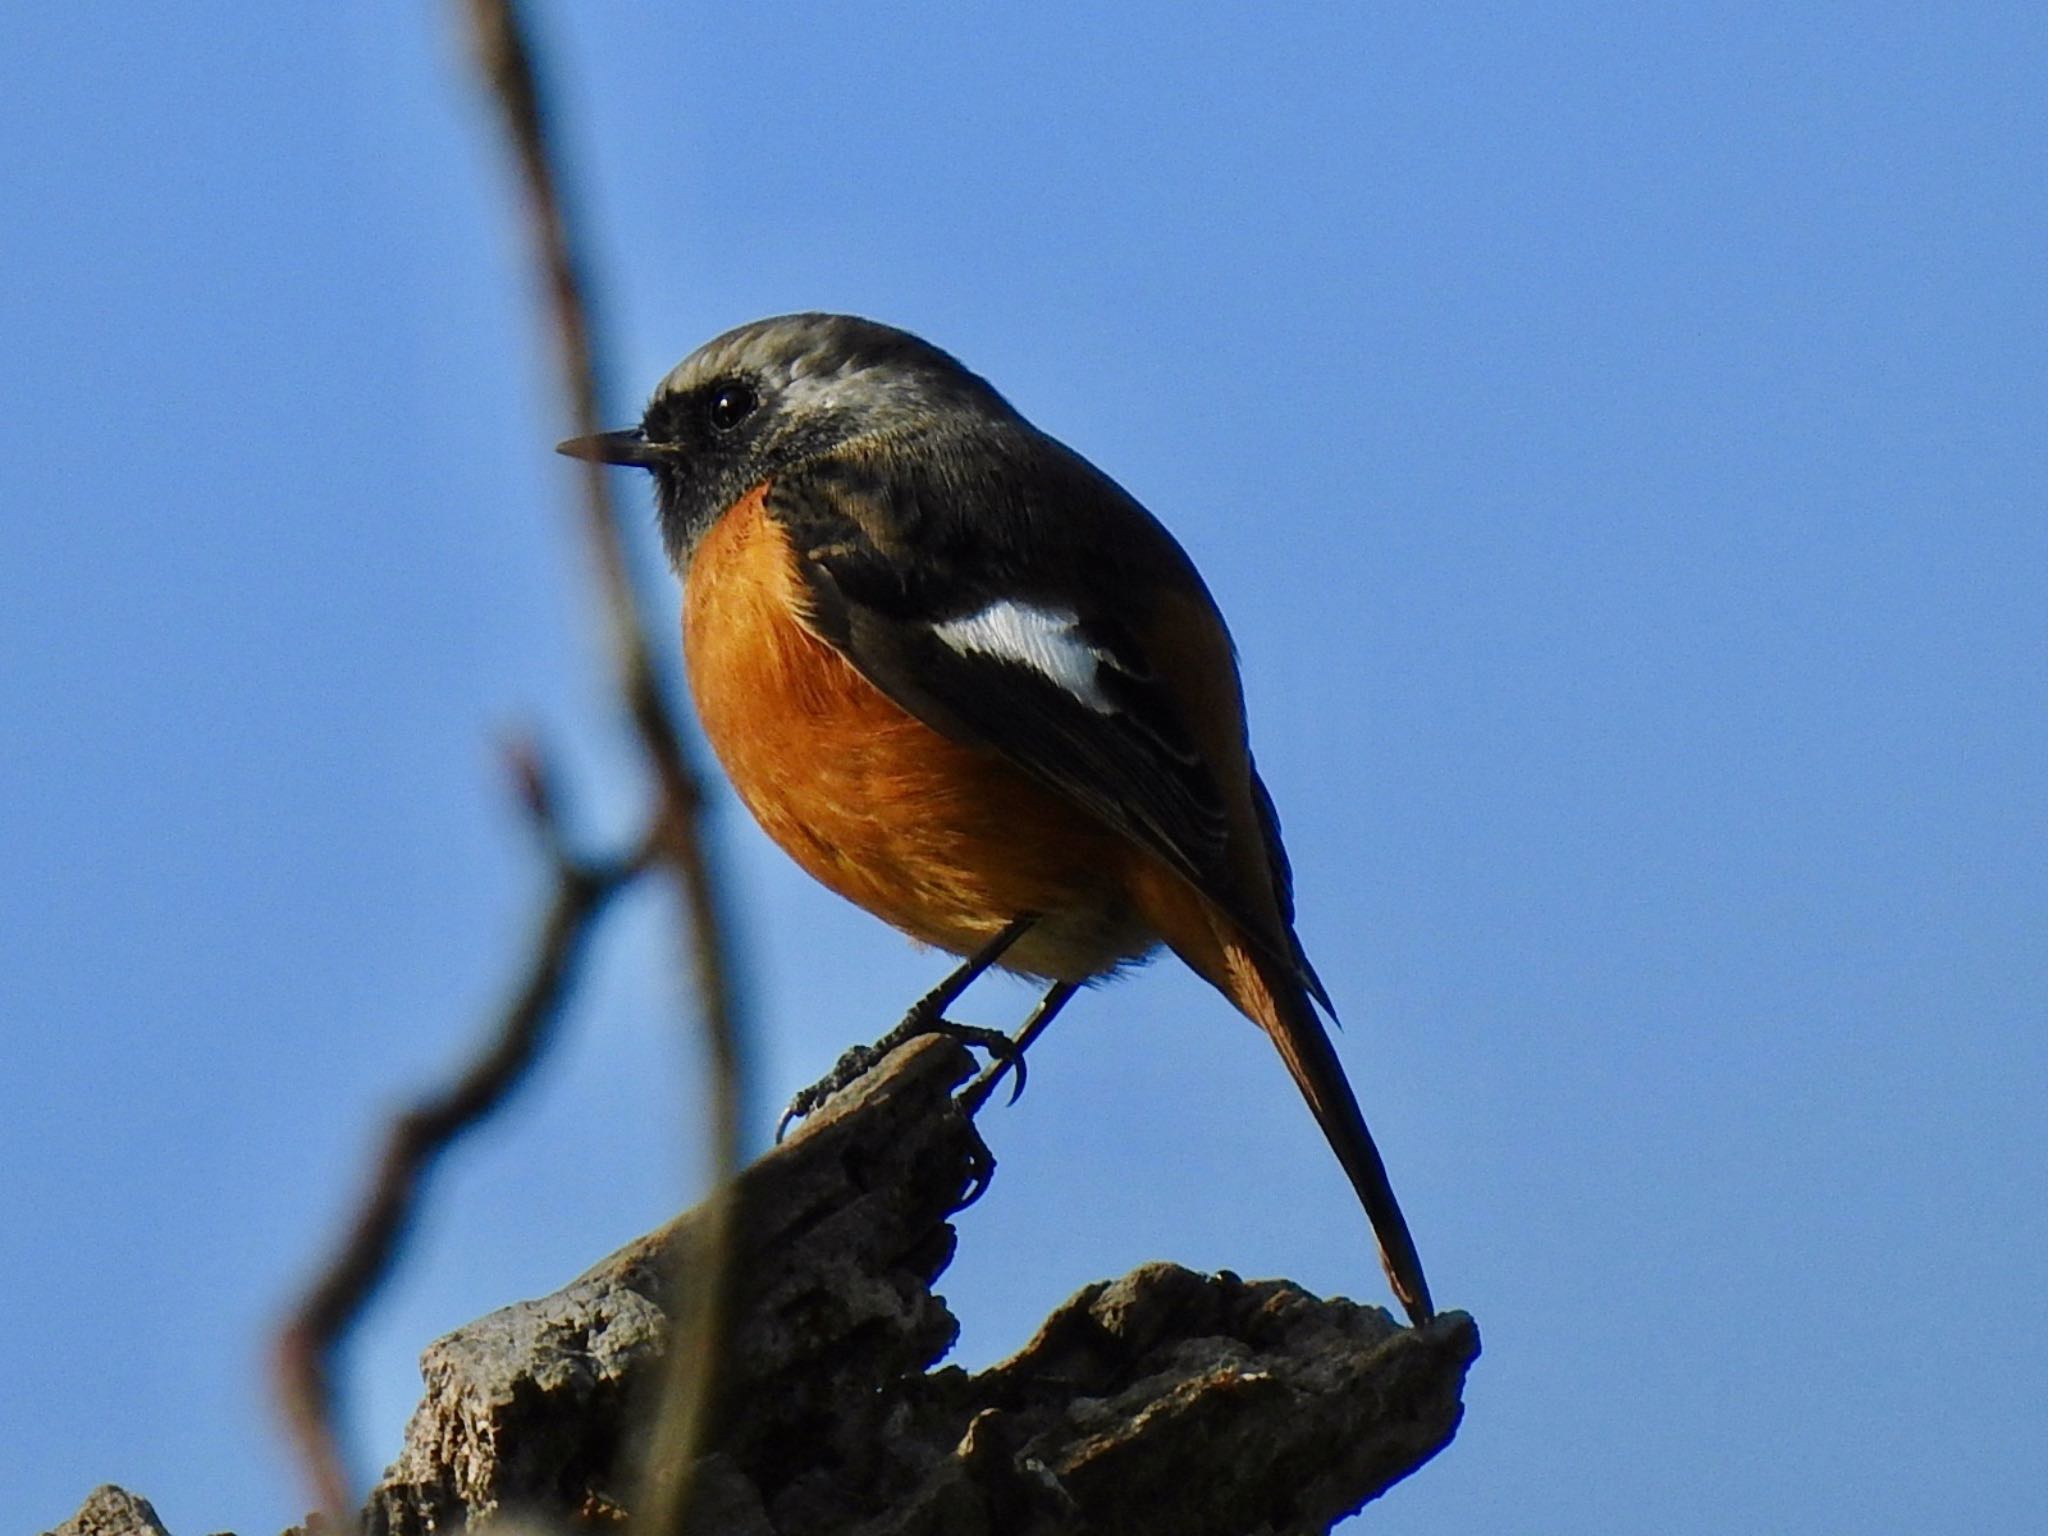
[1215,927,1434,1325]
[1133,855,1435,1324]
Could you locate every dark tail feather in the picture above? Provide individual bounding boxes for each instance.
[1223,934,1435,1326]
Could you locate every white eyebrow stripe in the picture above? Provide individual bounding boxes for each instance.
[930,600,1118,714]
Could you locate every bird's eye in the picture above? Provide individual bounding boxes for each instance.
[707,380,759,433]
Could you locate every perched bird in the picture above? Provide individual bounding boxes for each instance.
[560,314,1434,1325]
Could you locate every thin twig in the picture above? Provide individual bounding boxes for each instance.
[458,3,751,1531]
[274,743,653,1518]
[271,2,749,1516]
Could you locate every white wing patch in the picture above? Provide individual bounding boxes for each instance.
[931,600,1117,714]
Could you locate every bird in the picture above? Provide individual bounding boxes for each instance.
[559,313,1434,1326]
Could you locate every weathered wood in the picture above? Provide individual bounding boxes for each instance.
[363,1037,1477,1535]
[52,1036,1477,1536]
[42,1487,171,1536]
[364,1034,985,1535]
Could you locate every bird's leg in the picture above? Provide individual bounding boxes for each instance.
[959,979,1080,1115]
[776,915,1037,1140]
[895,912,1038,1037]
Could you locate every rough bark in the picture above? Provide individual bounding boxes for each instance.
[363,1037,1478,1535]
[53,1036,1479,1536]
[41,1489,171,1536]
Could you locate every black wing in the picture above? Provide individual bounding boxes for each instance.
[767,441,1310,982]
[770,448,1228,901]
[1248,758,1336,1014]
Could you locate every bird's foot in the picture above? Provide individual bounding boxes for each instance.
[958,1046,1031,1115]
[955,979,1076,1116]
[774,1011,1022,1142]
[956,1134,998,1210]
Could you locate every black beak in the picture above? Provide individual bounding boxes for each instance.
[555,427,671,467]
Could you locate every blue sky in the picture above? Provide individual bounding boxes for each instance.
[4,3,2043,1532]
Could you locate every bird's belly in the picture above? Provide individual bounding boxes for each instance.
[682,489,1158,982]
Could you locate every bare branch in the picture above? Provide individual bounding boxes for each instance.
[454,3,751,1531]
[272,0,751,1518]
[273,748,653,1518]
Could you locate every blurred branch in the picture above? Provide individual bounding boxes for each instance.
[274,744,655,1518]
[456,2,751,1531]
[272,0,750,1521]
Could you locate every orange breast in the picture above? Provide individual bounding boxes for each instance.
[681,483,1158,982]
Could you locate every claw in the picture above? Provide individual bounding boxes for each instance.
[781,922,1060,1139]
[774,1039,888,1141]
[955,1138,997,1209]
[930,1020,1020,1059]
[957,979,1076,1115]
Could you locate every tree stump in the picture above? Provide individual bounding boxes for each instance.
[363,1037,1478,1535]
[50,1036,1478,1535]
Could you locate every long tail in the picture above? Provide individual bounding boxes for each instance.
[1213,924,1435,1326]
[1127,857,1436,1324]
